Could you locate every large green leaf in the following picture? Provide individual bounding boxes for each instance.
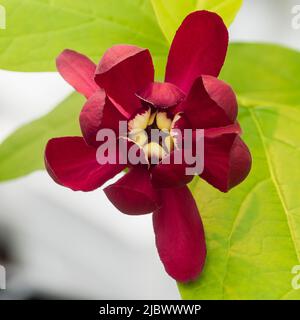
[0,0,168,79]
[197,0,243,27]
[151,0,243,43]
[0,92,84,181]
[179,43,300,299]
[150,0,195,43]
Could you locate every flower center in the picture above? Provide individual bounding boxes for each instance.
[128,108,176,161]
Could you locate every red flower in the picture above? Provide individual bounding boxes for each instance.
[45,11,251,282]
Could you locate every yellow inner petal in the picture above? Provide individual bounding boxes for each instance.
[128,109,176,160]
[129,129,148,146]
[128,108,150,131]
[156,112,172,130]
[143,142,166,160]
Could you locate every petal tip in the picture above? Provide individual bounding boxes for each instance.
[104,184,158,215]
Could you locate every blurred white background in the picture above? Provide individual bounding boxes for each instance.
[0,0,299,299]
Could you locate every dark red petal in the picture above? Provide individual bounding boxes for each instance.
[153,186,206,282]
[151,150,193,189]
[227,137,252,190]
[104,167,159,215]
[165,11,228,93]
[204,123,241,138]
[80,89,126,146]
[56,49,99,99]
[95,45,154,118]
[136,82,185,109]
[201,134,252,192]
[45,137,125,191]
[178,76,237,129]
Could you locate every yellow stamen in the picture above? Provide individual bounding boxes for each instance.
[128,108,150,131]
[143,142,166,160]
[156,112,172,130]
[128,129,148,146]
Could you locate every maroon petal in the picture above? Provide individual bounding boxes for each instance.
[136,82,185,109]
[95,45,154,118]
[56,49,99,98]
[165,11,228,93]
[104,167,159,215]
[45,137,125,191]
[153,186,206,282]
[151,149,193,189]
[201,133,252,192]
[204,123,241,138]
[178,75,237,129]
[80,89,126,146]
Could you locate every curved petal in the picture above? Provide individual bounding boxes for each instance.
[153,186,206,282]
[45,137,125,191]
[201,134,252,192]
[204,123,241,138]
[227,137,252,190]
[104,167,159,215]
[178,75,237,129]
[165,11,228,93]
[151,149,193,189]
[95,45,154,118]
[56,49,99,98]
[80,89,126,146]
[136,82,185,109]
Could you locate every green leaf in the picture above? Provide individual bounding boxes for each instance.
[151,0,243,43]
[197,0,243,27]
[0,92,84,181]
[150,0,195,44]
[0,0,168,79]
[180,43,300,299]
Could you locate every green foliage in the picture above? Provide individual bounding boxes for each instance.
[0,0,168,79]
[197,0,243,27]
[151,0,243,43]
[0,93,84,181]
